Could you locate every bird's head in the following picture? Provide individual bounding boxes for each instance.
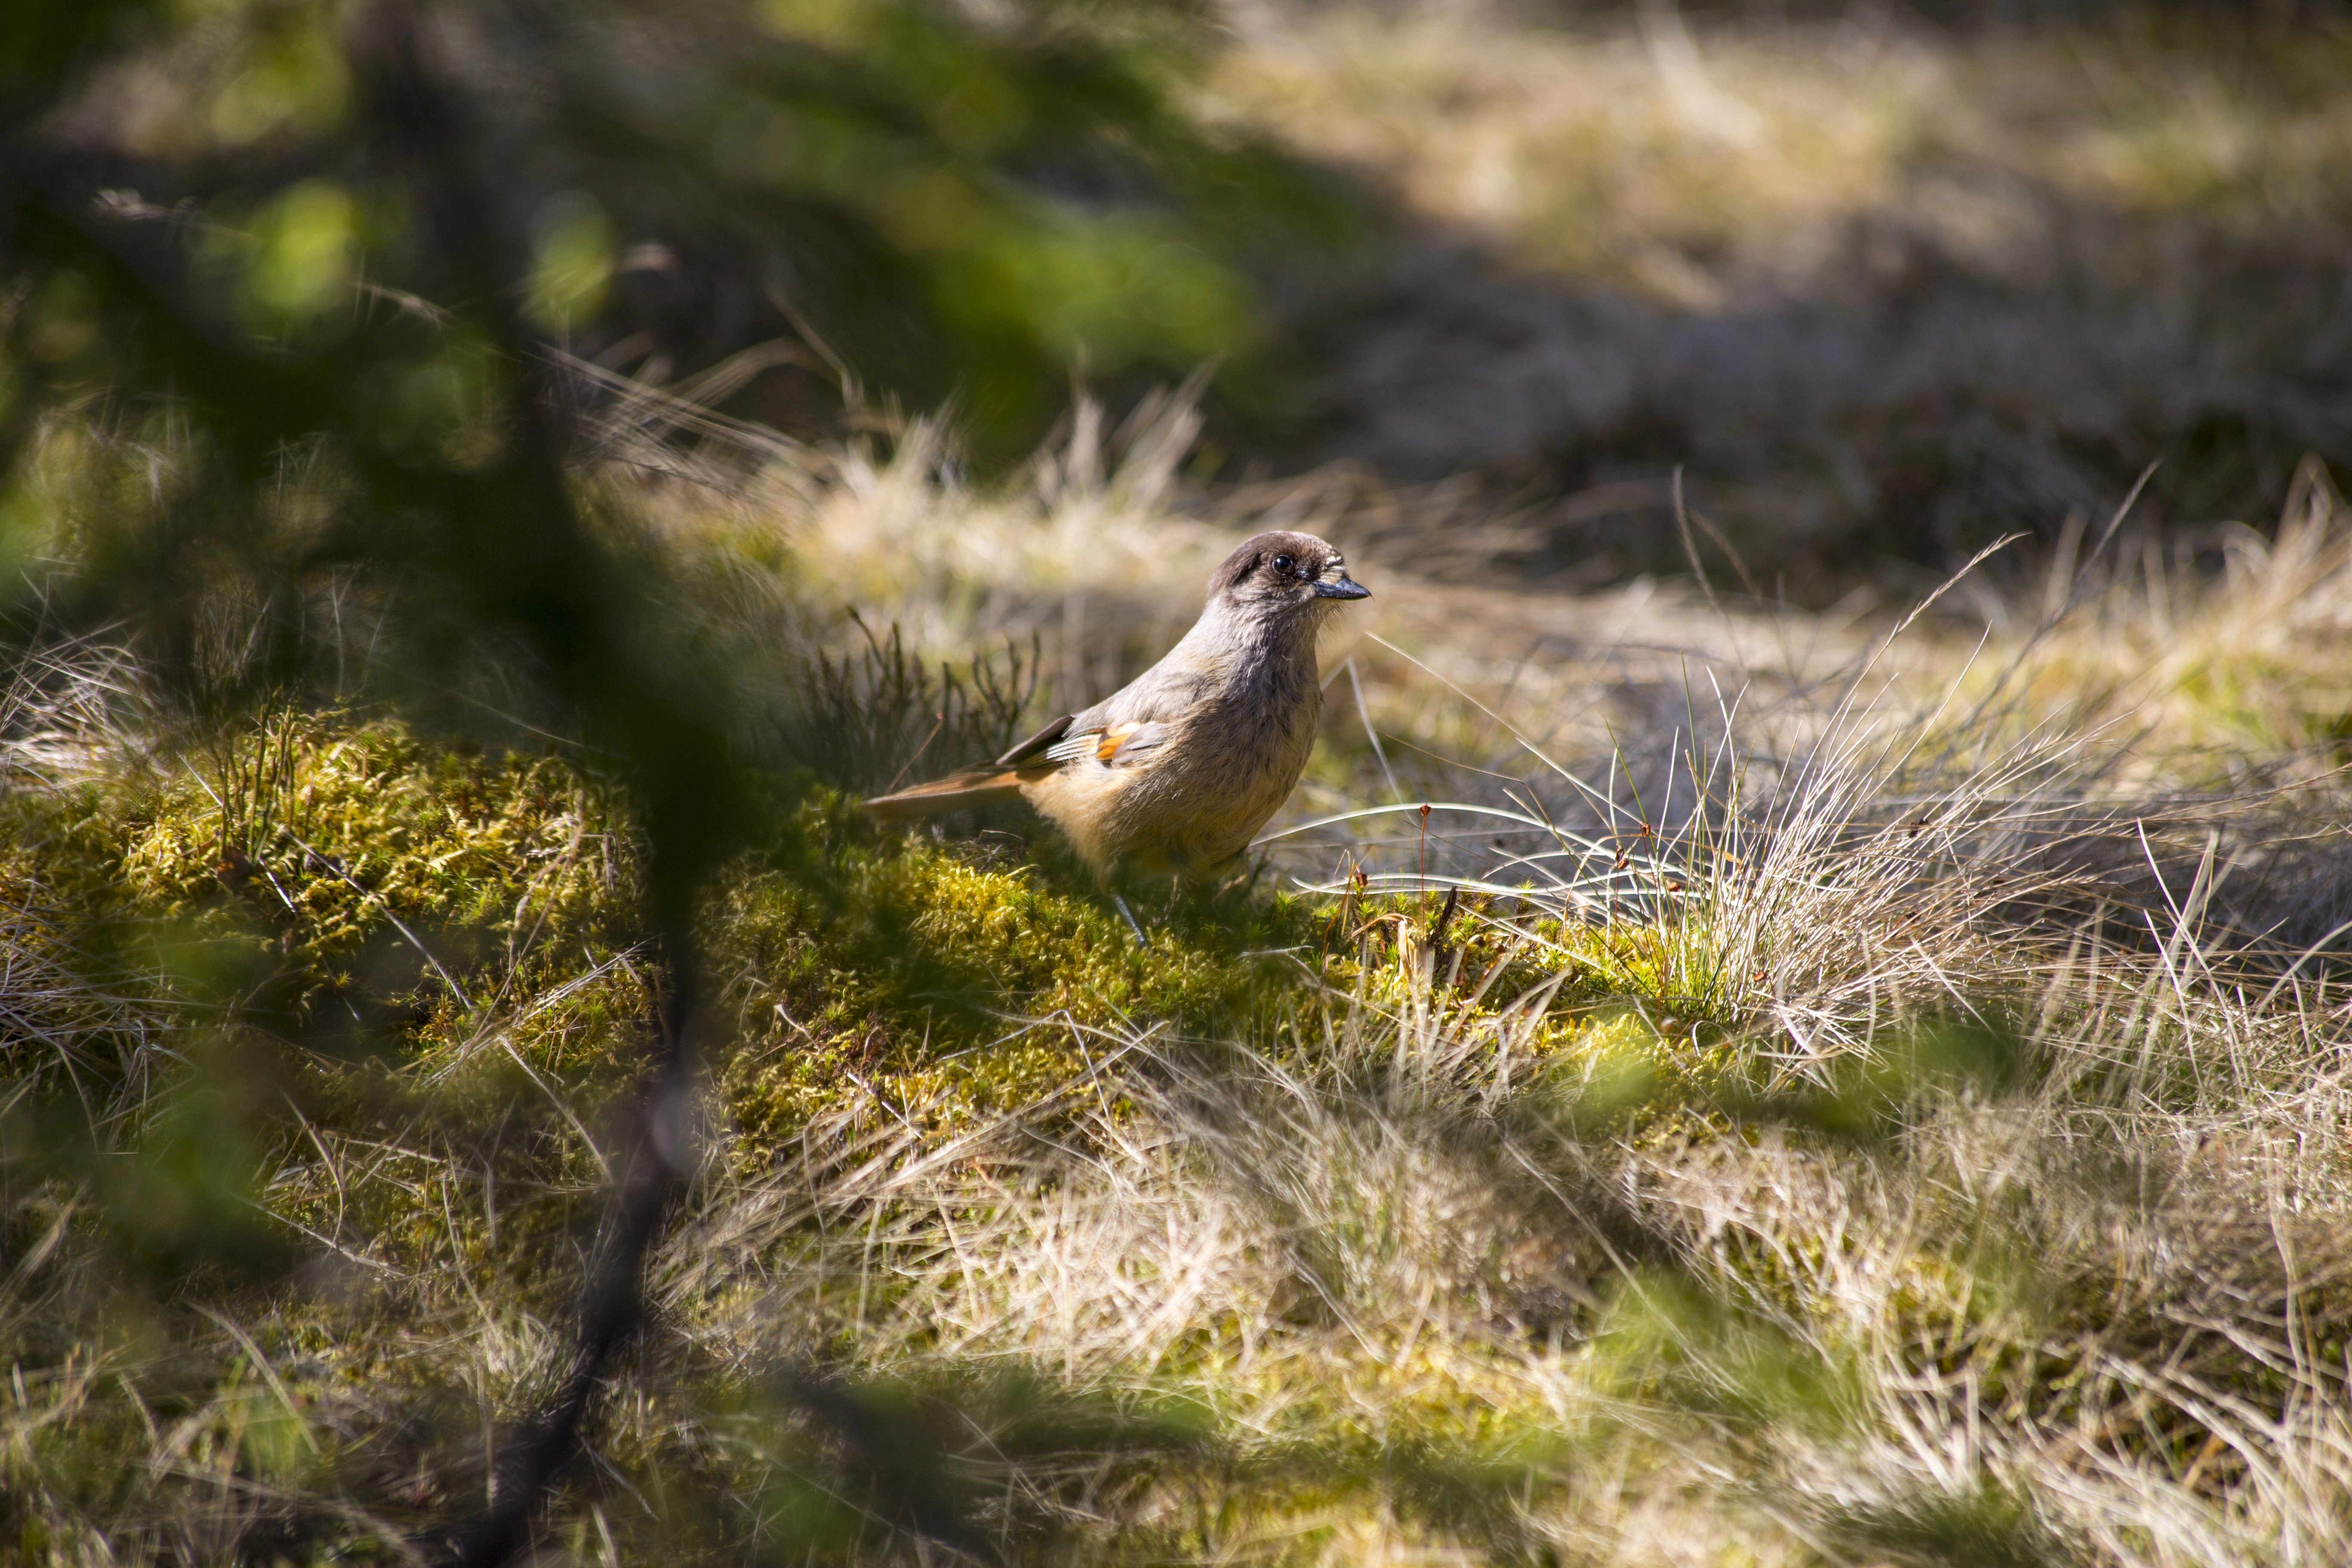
[1207,530,1371,620]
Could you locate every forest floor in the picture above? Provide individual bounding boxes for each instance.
[9,5,2352,1567]
[8,400,2352,1565]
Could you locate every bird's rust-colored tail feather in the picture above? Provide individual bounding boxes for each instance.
[860,768,1036,822]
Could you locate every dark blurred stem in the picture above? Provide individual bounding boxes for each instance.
[346,6,710,1565]
[453,937,696,1568]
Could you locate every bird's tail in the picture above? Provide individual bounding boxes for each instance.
[860,768,1036,822]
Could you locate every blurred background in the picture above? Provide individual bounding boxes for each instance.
[11,0,2349,602]
[1216,0,2352,595]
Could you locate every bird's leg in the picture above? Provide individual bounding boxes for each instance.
[1110,891,1147,944]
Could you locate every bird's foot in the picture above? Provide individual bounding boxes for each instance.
[1110,891,1148,944]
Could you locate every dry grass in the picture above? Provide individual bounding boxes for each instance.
[622,402,2352,1564]
[9,384,2352,1564]
[658,861,2352,1564]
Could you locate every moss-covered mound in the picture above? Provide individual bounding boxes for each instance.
[0,709,1593,1143]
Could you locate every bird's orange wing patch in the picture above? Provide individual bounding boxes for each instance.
[1099,722,1170,766]
[1043,721,1168,768]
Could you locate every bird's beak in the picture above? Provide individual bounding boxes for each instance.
[1313,569,1372,601]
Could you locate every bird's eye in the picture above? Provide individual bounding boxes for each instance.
[1271,554,1295,574]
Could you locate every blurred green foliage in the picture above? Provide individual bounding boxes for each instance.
[3,0,1345,477]
[0,7,2194,1559]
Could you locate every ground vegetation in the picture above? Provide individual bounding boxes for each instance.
[8,3,2352,1565]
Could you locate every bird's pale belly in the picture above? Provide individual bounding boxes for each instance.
[1022,708,1316,876]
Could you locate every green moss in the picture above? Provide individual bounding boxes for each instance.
[712,792,1332,1145]
[3,710,1663,1158]
[2,712,631,1071]
[116,716,628,993]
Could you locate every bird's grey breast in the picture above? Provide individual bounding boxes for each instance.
[1156,621,1320,790]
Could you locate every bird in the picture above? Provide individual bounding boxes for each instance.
[861,530,1370,925]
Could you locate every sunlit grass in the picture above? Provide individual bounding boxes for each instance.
[8,380,2352,1565]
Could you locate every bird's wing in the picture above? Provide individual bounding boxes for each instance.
[1095,660,1211,727]
[995,712,1075,767]
[1042,720,1171,769]
[995,650,1206,768]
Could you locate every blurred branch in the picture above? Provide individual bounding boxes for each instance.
[348,7,726,1564]
[4,2,743,1561]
